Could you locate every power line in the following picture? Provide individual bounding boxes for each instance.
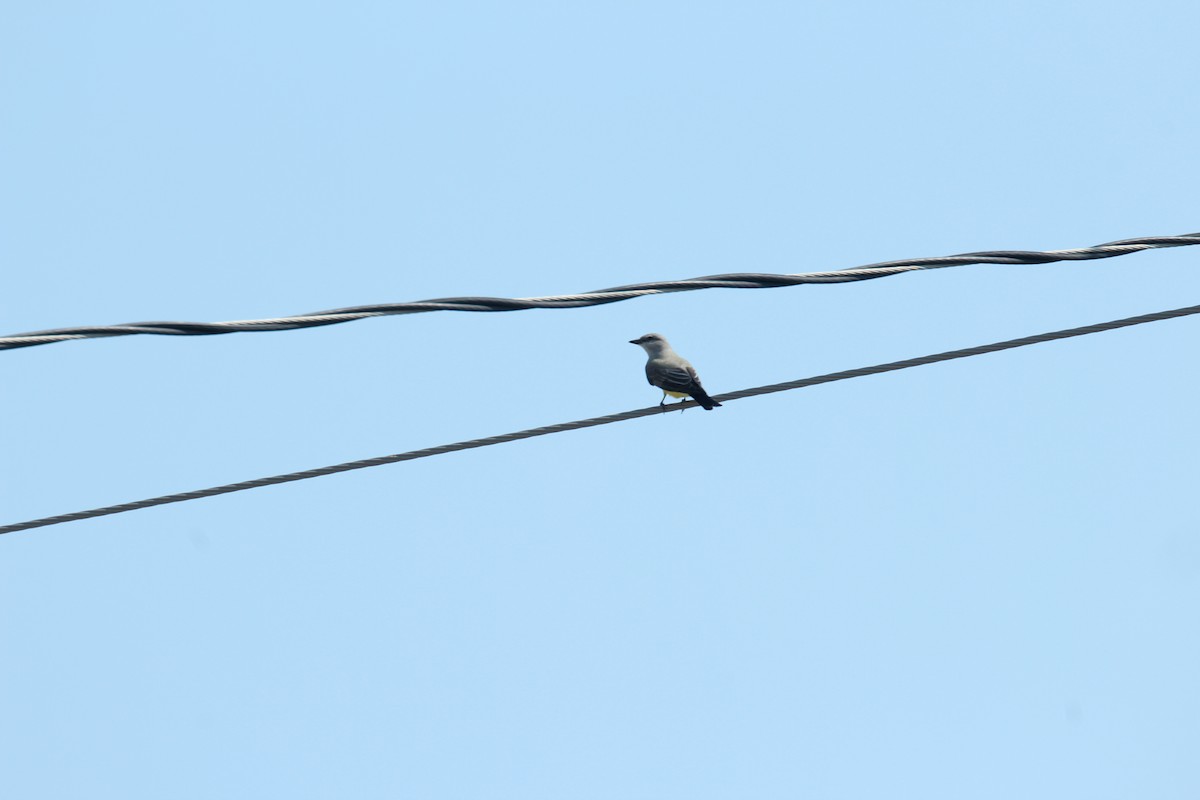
[3,302,1197,536]
[3,232,1198,351]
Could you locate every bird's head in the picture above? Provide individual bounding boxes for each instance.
[629,332,671,356]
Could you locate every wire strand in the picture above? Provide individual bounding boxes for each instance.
[3,302,1197,536]
[3,232,1198,351]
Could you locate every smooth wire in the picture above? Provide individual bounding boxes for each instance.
[3,302,1198,536]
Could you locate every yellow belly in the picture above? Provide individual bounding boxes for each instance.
[663,390,689,398]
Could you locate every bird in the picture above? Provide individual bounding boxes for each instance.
[630,333,722,411]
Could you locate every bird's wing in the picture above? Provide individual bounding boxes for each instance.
[648,362,698,393]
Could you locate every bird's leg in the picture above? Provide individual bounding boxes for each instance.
[679,398,688,414]
[659,392,668,413]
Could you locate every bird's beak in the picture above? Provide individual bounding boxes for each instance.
[629,339,640,345]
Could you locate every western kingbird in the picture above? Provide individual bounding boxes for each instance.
[630,333,722,411]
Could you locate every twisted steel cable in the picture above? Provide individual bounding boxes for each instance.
[3,301,1197,536]
[3,232,1198,351]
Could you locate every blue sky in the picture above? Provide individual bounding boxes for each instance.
[3,2,1199,797]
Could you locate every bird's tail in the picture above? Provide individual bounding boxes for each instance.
[691,388,722,411]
